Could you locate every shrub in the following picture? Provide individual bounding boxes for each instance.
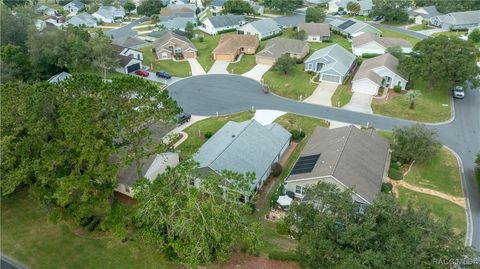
[87,216,101,232]
[276,219,290,235]
[361,53,381,59]
[290,129,305,141]
[271,162,283,177]
[198,35,204,42]
[393,85,402,93]
[390,161,400,170]
[389,168,403,180]
[204,131,213,139]
[469,28,480,43]
[268,251,299,262]
[381,183,393,193]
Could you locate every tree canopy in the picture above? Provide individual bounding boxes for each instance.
[1,75,181,221]
[399,35,480,86]
[273,54,296,75]
[263,0,302,15]
[137,0,163,16]
[305,6,326,23]
[123,1,136,14]
[222,0,253,15]
[346,1,361,15]
[0,5,34,48]
[134,161,260,267]
[285,182,472,269]
[414,0,480,13]
[392,124,441,163]
[372,0,411,22]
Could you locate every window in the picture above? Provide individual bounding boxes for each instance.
[125,186,130,193]
[312,37,317,40]
[397,81,402,86]
[295,185,305,195]
[308,63,312,70]
[161,52,168,59]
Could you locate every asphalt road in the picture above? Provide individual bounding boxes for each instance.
[104,16,148,39]
[168,74,480,250]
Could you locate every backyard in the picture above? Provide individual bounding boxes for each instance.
[227,54,257,74]
[371,79,452,122]
[263,64,317,100]
[138,45,191,77]
[191,33,221,72]
[376,26,421,45]
[331,84,352,107]
[282,29,351,52]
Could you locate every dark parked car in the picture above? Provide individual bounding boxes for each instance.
[156,71,172,79]
[176,113,191,124]
[134,70,149,77]
[373,16,383,21]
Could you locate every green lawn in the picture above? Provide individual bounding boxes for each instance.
[177,111,254,159]
[191,34,221,72]
[404,147,462,197]
[138,46,191,77]
[408,24,433,31]
[371,79,452,123]
[380,21,410,26]
[331,84,352,107]
[279,29,351,52]
[397,187,466,237]
[431,30,467,38]
[1,190,178,269]
[263,64,317,100]
[376,26,421,45]
[227,54,256,74]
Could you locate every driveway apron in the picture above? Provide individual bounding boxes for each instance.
[242,64,272,81]
[208,60,230,74]
[343,92,373,114]
[303,82,338,106]
[187,59,206,76]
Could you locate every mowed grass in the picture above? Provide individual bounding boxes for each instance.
[138,45,191,77]
[331,84,352,107]
[1,190,178,269]
[397,187,466,237]
[191,33,221,72]
[371,79,452,122]
[177,111,254,159]
[282,29,351,52]
[227,54,257,74]
[404,147,462,197]
[431,30,468,38]
[264,64,317,100]
[408,24,433,31]
[376,26,421,45]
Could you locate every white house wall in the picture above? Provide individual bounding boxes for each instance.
[373,66,407,89]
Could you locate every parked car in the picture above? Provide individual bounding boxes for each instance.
[176,113,191,124]
[338,10,347,16]
[452,86,465,99]
[135,70,149,77]
[372,16,383,21]
[156,71,172,79]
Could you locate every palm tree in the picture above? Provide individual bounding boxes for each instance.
[406,90,421,109]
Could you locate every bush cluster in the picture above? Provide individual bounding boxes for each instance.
[268,251,300,262]
[393,85,402,93]
[290,129,305,141]
[204,131,213,139]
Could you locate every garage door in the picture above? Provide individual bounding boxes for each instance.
[214,53,235,62]
[320,74,341,83]
[256,56,275,65]
[126,63,141,73]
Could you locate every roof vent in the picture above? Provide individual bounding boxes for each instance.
[231,135,236,138]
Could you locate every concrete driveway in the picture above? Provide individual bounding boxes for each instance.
[303,82,338,106]
[343,92,373,114]
[208,60,230,74]
[242,64,272,81]
[187,59,206,76]
[253,109,286,125]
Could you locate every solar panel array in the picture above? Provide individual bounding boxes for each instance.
[338,20,356,30]
[290,154,320,175]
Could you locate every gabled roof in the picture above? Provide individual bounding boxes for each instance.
[353,53,405,84]
[352,32,412,49]
[194,120,291,191]
[305,44,356,76]
[95,6,125,19]
[409,5,442,19]
[112,35,147,48]
[330,18,381,35]
[117,152,179,186]
[298,22,330,37]
[160,3,196,18]
[48,72,71,84]
[67,12,96,25]
[159,17,196,30]
[64,0,85,10]
[435,10,480,26]
[286,125,390,204]
[241,18,280,36]
[256,37,308,59]
[213,34,259,54]
[206,14,245,28]
[152,31,197,51]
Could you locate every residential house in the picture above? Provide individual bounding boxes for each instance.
[329,18,382,38]
[159,17,197,31]
[116,152,179,198]
[352,32,412,56]
[112,35,148,49]
[304,44,356,84]
[48,72,71,84]
[351,53,407,95]
[193,120,291,201]
[213,34,259,62]
[152,31,197,60]
[63,0,85,13]
[246,0,264,15]
[160,3,197,21]
[255,37,309,65]
[337,0,373,16]
[93,6,126,23]
[67,13,98,27]
[35,19,47,31]
[408,5,442,25]
[45,16,66,28]
[211,0,226,15]
[36,5,58,16]
[237,18,281,40]
[285,125,390,205]
[201,14,246,35]
[113,45,143,73]
[298,22,331,42]
[431,10,480,30]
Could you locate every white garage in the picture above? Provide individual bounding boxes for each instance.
[352,78,380,95]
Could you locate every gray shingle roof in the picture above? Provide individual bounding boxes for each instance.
[244,18,281,36]
[112,35,147,48]
[256,37,308,59]
[64,0,85,10]
[408,5,442,19]
[305,44,356,77]
[95,6,125,19]
[330,18,381,35]
[67,13,96,26]
[352,32,412,49]
[194,120,291,191]
[117,152,179,186]
[298,22,330,37]
[159,17,196,30]
[207,14,245,28]
[48,72,71,84]
[436,10,480,26]
[287,125,390,204]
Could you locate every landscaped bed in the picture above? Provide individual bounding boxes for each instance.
[227,54,256,74]
[331,84,352,107]
[191,33,221,72]
[138,45,191,77]
[371,79,452,122]
[263,64,317,100]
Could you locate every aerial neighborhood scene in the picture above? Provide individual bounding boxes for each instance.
[2,0,480,268]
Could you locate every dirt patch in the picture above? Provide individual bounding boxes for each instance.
[219,251,300,269]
